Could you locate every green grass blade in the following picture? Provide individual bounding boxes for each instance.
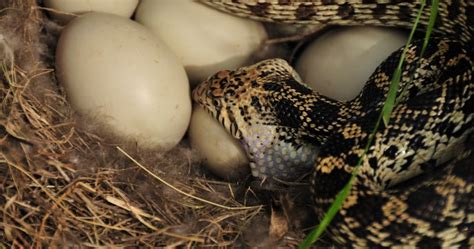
[421,0,439,56]
[382,0,427,126]
[394,0,438,106]
[299,0,439,247]
[299,177,353,249]
[299,115,377,248]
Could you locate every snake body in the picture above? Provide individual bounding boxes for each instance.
[192,0,473,247]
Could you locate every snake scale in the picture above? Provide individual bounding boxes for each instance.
[192,0,473,247]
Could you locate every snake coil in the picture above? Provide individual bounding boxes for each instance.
[193,1,473,247]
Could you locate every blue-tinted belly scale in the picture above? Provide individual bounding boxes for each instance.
[241,124,319,181]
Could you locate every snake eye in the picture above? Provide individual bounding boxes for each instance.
[225,89,235,97]
[212,99,220,107]
[220,78,228,84]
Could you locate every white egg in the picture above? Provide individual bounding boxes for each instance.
[45,0,138,24]
[135,0,267,86]
[189,105,249,181]
[294,27,408,101]
[56,13,191,150]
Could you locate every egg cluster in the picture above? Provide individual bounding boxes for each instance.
[48,0,407,181]
[51,1,266,154]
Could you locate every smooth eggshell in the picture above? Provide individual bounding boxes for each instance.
[189,105,249,181]
[135,0,267,86]
[45,0,138,24]
[56,12,191,150]
[294,27,408,101]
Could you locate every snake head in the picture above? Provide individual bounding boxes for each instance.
[192,59,319,181]
[192,58,305,138]
[192,68,243,139]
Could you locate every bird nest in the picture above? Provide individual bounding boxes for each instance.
[0,1,320,247]
[4,1,472,248]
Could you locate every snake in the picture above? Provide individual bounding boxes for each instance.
[192,0,473,247]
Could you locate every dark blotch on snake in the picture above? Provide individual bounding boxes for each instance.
[278,0,291,5]
[372,4,387,18]
[274,99,302,129]
[286,77,314,95]
[337,3,355,19]
[295,4,316,20]
[247,2,270,17]
[262,82,282,92]
[383,145,399,160]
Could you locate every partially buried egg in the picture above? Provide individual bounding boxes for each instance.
[189,105,250,181]
[55,12,191,151]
